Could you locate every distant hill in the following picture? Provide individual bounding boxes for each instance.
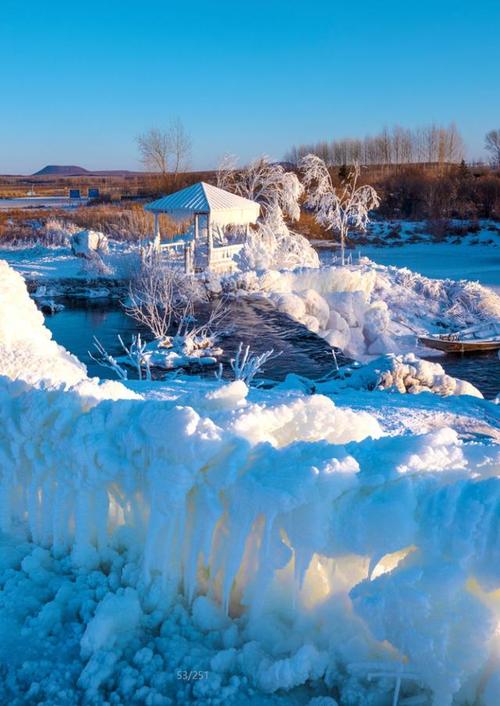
[32,165,144,177]
[33,165,90,176]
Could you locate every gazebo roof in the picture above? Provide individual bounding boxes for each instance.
[145,181,260,227]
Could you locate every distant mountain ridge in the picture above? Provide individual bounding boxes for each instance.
[33,165,141,177]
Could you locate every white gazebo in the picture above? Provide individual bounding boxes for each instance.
[144,181,260,272]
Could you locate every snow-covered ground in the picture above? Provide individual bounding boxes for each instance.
[1,260,499,706]
[0,241,137,286]
[348,219,499,249]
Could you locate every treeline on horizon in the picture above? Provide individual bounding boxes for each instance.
[282,124,499,221]
[284,123,465,166]
[365,162,498,221]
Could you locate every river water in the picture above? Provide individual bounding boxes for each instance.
[44,298,499,399]
[45,298,346,384]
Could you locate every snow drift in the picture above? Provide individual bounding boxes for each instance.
[0,260,499,706]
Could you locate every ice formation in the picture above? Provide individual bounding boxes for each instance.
[224,261,500,359]
[0,260,499,705]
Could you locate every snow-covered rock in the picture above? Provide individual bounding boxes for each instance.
[319,352,483,398]
[71,229,109,258]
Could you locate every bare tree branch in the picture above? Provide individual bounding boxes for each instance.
[485,129,500,167]
[136,128,171,176]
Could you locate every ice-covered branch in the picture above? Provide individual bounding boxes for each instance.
[89,336,128,380]
[230,342,282,385]
[118,333,151,381]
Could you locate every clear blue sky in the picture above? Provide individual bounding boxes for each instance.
[1,0,498,174]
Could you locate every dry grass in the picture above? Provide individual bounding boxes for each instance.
[0,202,190,244]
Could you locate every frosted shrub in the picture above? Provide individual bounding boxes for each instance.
[239,224,319,271]
[127,253,205,340]
[89,336,129,380]
[42,218,77,246]
[125,253,226,371]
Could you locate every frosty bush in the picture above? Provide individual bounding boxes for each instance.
[127,252,205,339]
[126,253,226,372]
[42,218,78,246]
[229,342,281,385]
[238,223,320,271]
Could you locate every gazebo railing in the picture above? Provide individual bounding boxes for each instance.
[158,240,194,273]
[144,239,242,275]
[208,243,243,273]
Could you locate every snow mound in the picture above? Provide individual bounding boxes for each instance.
[71,229,109,257]
[320,352,483,398]
[0,261,499,706]
[0,259,87,388]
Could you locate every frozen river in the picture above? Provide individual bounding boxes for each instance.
[0,196,89,210]
[341,242,500,292]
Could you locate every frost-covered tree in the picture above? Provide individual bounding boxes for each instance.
[300,154,380,265]
[216,155,303,231]
[216,155,318,270]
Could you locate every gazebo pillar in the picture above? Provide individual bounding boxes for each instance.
[207,213,213,267]
[153,212,160,250]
